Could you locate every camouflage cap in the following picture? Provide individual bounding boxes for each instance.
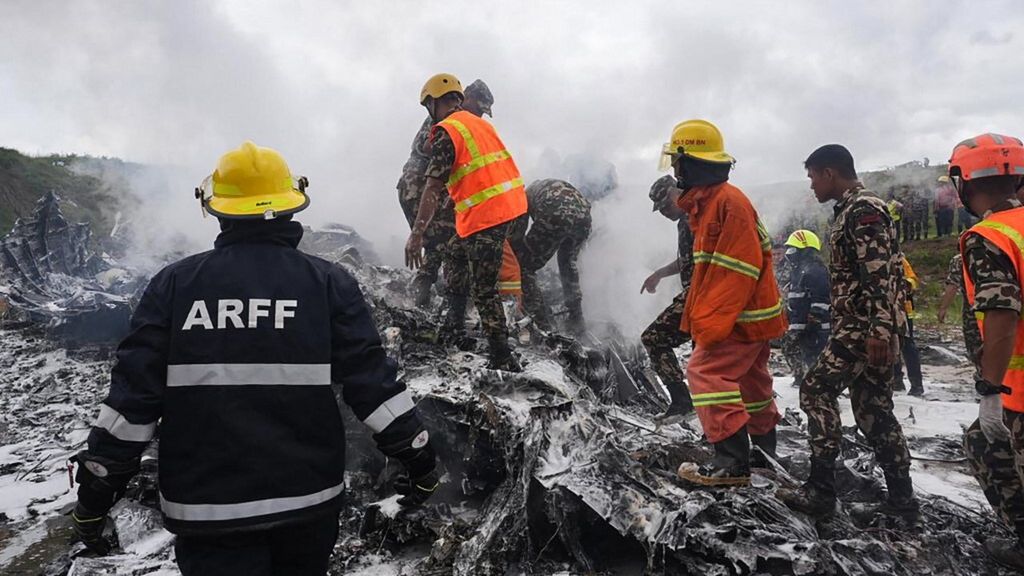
[465,79,494,115]
[649,175,677,212]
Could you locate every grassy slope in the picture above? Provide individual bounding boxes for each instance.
[0,148,130,244]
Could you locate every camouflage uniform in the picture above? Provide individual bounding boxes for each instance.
[427,126,510,343]
[640,216,694,403]
[944,253,983,363]
[399,117,457,302]
[899,187,921,241]
[800,186,912,479]
[961,198,1024,533]
[508,179,592,332]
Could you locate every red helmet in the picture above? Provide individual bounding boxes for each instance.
[948,133,1024,181]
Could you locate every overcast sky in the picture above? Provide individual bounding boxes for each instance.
[2,1,1022,330]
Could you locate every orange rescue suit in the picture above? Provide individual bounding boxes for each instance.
[678,182,787,347]
[433,110,527,238]
[961,206,1024,412]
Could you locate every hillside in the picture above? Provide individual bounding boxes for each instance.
[0,148,137,245]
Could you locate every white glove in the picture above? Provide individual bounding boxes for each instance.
[979,395,1010,443]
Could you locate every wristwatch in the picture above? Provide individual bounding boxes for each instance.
[975,378,1011,396]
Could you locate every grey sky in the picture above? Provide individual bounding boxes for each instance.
[2,0,1022,330]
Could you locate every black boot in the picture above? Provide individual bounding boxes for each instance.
[487,337,522,372]
[985,538,1024,570]
[777,457,838,517]
[411,274,433,309]
[678,427,751,487]
[439,295,475,350]
[655,381,694,424]
[907,376,924,397]
[878,472,920,524]
[565,303,586,337]
[750,429,778,468]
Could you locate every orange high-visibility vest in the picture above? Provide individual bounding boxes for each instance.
[433,111,527,238]
[961,206,1024,412]
[498,241,522,295]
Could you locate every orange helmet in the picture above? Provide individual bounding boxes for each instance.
[948,133,1024,182]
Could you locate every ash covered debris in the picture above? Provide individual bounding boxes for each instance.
[0,192,136,345]
[0,232,1014,576]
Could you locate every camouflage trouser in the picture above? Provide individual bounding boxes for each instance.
[782,330,828,388]
[398,173,456,293]
[508,210,592,328]
[964,417,1024,530]
[445,221,511,341]
[640,292,690,401]
[800,337,912,477]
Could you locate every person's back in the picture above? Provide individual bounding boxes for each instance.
[71,142,439,576]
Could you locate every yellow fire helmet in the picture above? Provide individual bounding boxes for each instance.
[420,73,464,105]
[937,175,950,183]
[784,229,822,251]
[658,119,735,171]
[195,141,310,220]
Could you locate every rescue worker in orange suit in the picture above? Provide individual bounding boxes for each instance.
[69,142,439,575]
[405,74,527,371]
[663,120,787,486]
[951,133,1024,569]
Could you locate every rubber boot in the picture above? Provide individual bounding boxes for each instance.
[777,457,838,517]
[487,336,522,372]
[678,427,751,487]
[750,428,778,469]
[440,295,475,351]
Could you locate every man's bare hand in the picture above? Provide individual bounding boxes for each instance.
[641,272,662,294]
[866,336,893,367]
[405,233,425,270]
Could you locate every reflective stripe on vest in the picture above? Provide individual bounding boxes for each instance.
[454,177,524,214]
[166,363,331,387]
[160,481,345,522]
[439,117,515,191]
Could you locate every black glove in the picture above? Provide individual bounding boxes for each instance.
[71,503,110,555]
[394,468,441,506]
[72,452,139,514]
[379,427,440,506]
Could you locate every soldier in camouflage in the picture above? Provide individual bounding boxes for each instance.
[778,144,918,522]
[951,133,1024,567]
[640,175,695,422]
[507,179,592,335]
[397,117,456,307]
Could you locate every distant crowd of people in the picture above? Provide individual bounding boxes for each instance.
[885,175,978,242]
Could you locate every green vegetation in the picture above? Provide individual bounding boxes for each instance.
[0,148,134,245]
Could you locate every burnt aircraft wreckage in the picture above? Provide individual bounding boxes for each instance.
[0,194,1016,575]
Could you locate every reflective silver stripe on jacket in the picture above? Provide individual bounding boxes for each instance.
[788,323,807,331]
[787,292,807,299]
[810,303,830,311]
[166,363,331,387]
[160,481,345,522]
[94,405,157,442]
[362,390,415,433]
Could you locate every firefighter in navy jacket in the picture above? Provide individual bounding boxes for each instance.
[70,142,439,575]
